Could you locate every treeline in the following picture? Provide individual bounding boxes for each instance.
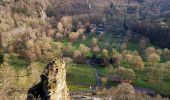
[130,20,170,48]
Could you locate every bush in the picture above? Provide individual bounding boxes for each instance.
[146,47,155,56]
[108,83,165,100]
[60,16,73,32]
[147,53,160,66]
[68,32,80,41]
[91,37,98,46]
[73,50,84,63]
[102,49,109,59]
[162,61,170,81]
[156,49,162,56]
[79,44,90,55]
[73,50,81,59]
[114,67,136,81]
[144,67,162,82]
[108,83,135,99]
[91,45,100,54]
[162,48,170,60]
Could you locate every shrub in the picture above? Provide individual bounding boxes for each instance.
[73,50,84,63]
[108,83,135,100]
[144,67,162,82]
[113,53,122,67]
[79,44,90,54]
[156,49,162,56]
[91,37,98,46]
[162,48,170,60]
[146,47,155,56]
[91,45,100,53]
[123,52,144,71]
[132,55,144,71]
[147,53,160,66]
[25,39,34,49]
[73,50,81,58]
[60,16,73,32]
[162,61,170,81]
[114,67,136,81]
[51,42,63,58]
[102,49,109,59]
[108,83,165,100]
[68,32,80,41]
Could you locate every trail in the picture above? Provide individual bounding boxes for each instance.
[86,60,102,88]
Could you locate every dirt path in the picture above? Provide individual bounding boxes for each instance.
[86,60,102,88]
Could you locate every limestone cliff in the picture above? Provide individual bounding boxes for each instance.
[27,58,70,100]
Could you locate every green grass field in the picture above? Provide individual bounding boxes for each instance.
[133,79,170,96]
[66,64,96,91]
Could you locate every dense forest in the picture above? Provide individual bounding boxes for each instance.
[0,0,170,99]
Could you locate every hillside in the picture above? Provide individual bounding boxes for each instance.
[0,0,170,99]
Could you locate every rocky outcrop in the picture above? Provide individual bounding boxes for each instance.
[27,58,70,100]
